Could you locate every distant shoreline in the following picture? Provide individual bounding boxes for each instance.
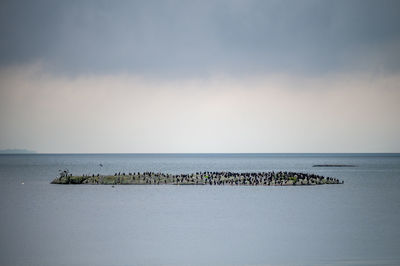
[0,149,36,154]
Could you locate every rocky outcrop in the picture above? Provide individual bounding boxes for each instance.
[51,171,343,186]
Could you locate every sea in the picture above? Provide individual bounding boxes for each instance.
[0,153,399,266]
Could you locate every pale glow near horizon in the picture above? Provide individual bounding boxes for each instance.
[0,64,399,153]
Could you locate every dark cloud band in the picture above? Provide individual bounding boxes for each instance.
[0,0,399,76]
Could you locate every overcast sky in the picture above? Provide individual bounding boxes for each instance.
[0,0,399,153]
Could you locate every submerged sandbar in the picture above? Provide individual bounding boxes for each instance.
[51,171,343,186]
[313,164,355,167]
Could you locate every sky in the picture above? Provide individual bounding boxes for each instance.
[0,0,399,153]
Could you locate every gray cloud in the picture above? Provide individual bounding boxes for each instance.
[1,66,399,152]
[1,0,400,77]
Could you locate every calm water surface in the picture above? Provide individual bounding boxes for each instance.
[1,154,399,266]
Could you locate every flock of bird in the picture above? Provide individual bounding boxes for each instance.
[57,170,344,185]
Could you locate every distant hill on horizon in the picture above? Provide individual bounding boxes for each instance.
[0,149,36,154]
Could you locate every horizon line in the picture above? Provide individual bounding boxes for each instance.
[1,152,400,155]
